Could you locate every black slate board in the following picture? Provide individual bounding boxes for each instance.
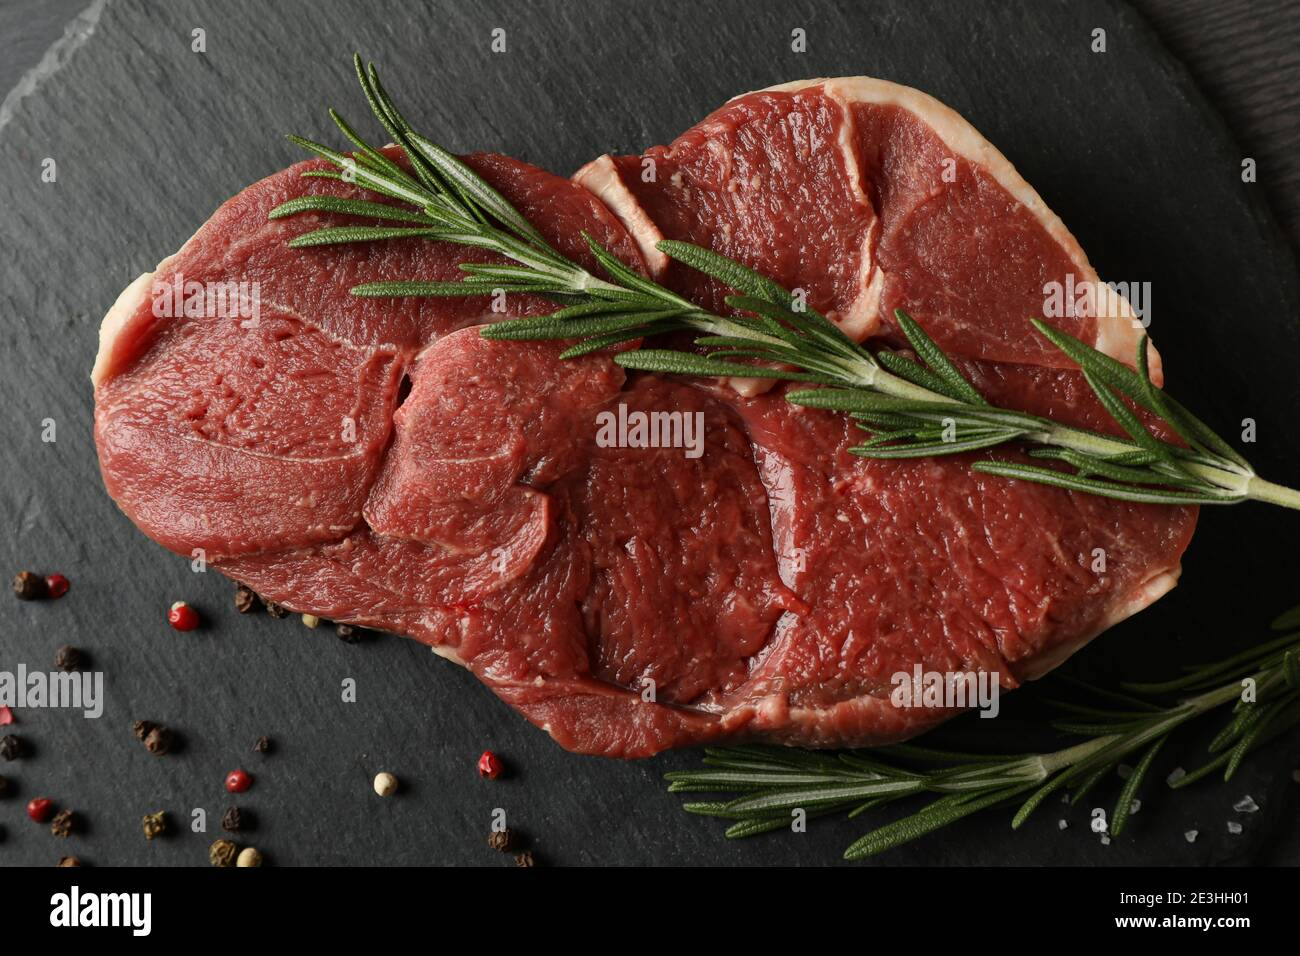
[1,0,1297,867]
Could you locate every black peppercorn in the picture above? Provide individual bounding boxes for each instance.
[252,735,270,754]
[143,725,173,756]
[264,600,288,619]
[0,735,22,761]
[233,584,259,614]
[221,805,245,832]
[54,645,83,672]
[336,623,361,643]
[514,850,535,867]
[50,809,75,838]
[13,571,45,600]
[488,828,515,852]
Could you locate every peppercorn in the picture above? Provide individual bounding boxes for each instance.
[50,809,75,838]
[221,806,245,832]
[373,771,398,797]
[252,735,271,754]
[58,856,81,867]
[477,750,503,779]
[225,768,252,793]
[209,838,238,867]
[142,811,167,840]
[144,725,173,756]
[264,600,288,619]
[487,828,515,852]
[168,600,200,631]
[13,571,45,600]
[0,735,23,761]
[236,846,263,867]
[26,797,53,822]
[514,850,535,867]
[233,583,260,614]
[336,623,361,643]
[44,574,70,599]
[54,644,83,672]
[132,719,155,741]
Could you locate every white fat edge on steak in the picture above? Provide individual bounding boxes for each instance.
[91,248,185,387]
[574,77,1159,396]
[572,154,671,277]
[1014,564,1183,681]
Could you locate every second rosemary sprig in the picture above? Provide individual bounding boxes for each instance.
[666,607,1300,860]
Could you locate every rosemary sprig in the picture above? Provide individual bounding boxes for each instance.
[269,56,1300,510]
[665,607,1300,860]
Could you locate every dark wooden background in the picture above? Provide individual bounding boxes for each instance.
[1133,0,1300,253]
[1,0,1297,868]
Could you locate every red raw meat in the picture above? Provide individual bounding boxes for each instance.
[94,80,1195,756]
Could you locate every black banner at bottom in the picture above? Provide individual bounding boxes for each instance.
[1,864,1283,941]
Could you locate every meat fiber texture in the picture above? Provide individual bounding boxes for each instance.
[93,78,1196,758]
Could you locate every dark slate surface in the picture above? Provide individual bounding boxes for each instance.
[0,0,1297,867]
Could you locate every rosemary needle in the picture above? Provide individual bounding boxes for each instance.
[272,55,1300,512]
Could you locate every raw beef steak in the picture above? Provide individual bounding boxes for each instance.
[93,79,1196,757]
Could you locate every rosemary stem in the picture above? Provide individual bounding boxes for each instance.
[865,367,1264,498]
[1026,422,1270,500]
[1036,734,1120,775]
[576,272,633,296]
[1184,679,1253,712]
[1244,475,1300,510]
[1033,678,1245,783]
